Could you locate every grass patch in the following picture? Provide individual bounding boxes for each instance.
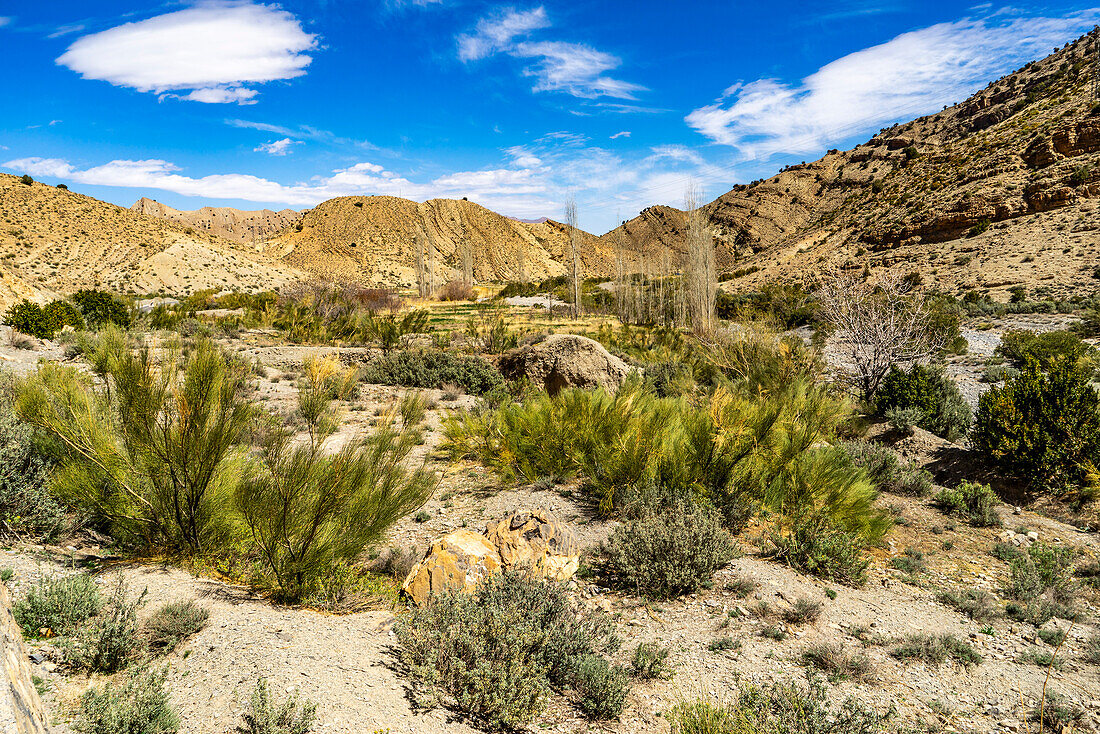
[891,633,981,667]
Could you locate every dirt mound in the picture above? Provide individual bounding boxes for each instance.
[131,198,299,245]
[604,28,1100,301]
[500,334,631,394]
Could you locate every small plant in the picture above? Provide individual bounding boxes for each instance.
[413,510,431,523]
[838,440,932,497]
[77,666,179,734]
[708,636,738,652]
[1030,692,1084,731]
[874,363,972,440]
[240,678,317,734]
[937,588,1000,622]
[885,406,923,435]
[14,572,102,637]
[144,600,209,653]
[991,542,1023,562]
[1005,541,1078,625]
[1020,647,1063,669]
[360,349,505,396]
[799,642,873,682]
[934,481,1000,527]
[782,597,822,625]
[723,575,758,598]
[979,624,996,636]
[761,625,787,641]
[891,633,981,667]
[574,654,629,719]
[1039,628,1067,646]
[1083,633,1100,664]
[767,522,871,586]
[889,547,927,575]
[65,575,146,674]
[631,642,672,680]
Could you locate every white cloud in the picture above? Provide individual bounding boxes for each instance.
[457,6,549,62]
[0,17,12,28]
[48,23,86,38]
[56,2,317,104]
[686,11,1100,158]
[457,7,643,99]
[505,145,542,167]
[254,137,301,155]
[610,130,630,139]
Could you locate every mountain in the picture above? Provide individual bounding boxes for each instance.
[130,198,299,246]
[270,195,613,286]
[604,28,1100,300]
[0,174,303,307]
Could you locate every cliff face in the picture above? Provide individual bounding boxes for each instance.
[271,195,614,287]
[603,29,1100,299]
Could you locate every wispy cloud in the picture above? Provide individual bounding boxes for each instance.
[457,6,644,100]
[609,131,631,139]
[0,17,12,28]
[686,10,1100,158]
[226,118,381,151]
[47,23,86,38]
[254,138,301,155]
[56,2,318,104]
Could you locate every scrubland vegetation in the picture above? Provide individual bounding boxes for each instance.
[2,264,1100,734]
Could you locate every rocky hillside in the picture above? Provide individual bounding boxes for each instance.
[130,198,299,246]
[0,174,302,306]
[605,28,1100,300]
[271,195,614,286]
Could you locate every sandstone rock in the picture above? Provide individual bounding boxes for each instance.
[401,512,580,605]
[401,529,501,607]
[499,334,631,395]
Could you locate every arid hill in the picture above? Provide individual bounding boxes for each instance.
[130,198,299,246]
[604,29,1100,300]
[271,195,614,287]
[0,174,302,306]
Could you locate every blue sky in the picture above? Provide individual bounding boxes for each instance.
[2,1,1098,233]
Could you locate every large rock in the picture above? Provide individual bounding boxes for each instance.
[402,511,580,606]
[499,334,630,395]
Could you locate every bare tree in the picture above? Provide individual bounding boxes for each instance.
[415,231,429,298]
[683,184,717,335]
[817,270,945,402]
[565,196,582,319]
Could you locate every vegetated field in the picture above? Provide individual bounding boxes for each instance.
[3,281,1100,734]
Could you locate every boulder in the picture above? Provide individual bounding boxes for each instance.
[499,334,630,395]
[401,511,580,605]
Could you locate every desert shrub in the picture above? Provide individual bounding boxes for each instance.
[360,309,430,349]
[873,363,971,440]
[891,633,981,666]
[1083,633,1100,664]
[972,360,1100,494]
[399,391,428,427]
[43,300,84,333]
[783,597,823,625]
[604,498,735,598]
[767,521,871,586]
[437,280,477,301]
[396,571,620,729]
[19,174,33,185]
[574,654,630,719]
[884,406,923,434]
[934,481,1000,527]
[889,547,926,575]
[1005,542,1078,624]
[1030,692,1084,732]
[981,364,1019,383]
[360,349,504,396]
[666,675,893,734]
[1020,646,1063,669]
[996,329,1098,372]
[631,642,672,680]
[16,336,254,554]
[937,588,1000,622]
[236,357,435,601]
[838,440,932,496]
[3,300,53,339]
[0,380,65,538]
[64,575,145,674]
[143,600,209,653]
[77,666,178,734]
[72,290,132,328]
[240,678,317,734]
[14,572,102,637]
[1038,627,1067,646]
[799,642,873,682]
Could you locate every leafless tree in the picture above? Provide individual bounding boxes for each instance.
[817,269,945,402]
[415,231,429,298]
[683,184,716,335]
[565,196,582,318]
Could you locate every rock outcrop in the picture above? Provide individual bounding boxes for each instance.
[499,334,631,395]
[401,511,579,605]
[0,581,50,733]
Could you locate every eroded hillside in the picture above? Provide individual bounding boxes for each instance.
[131,197,299,246]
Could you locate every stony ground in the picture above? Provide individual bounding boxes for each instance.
[7,315,1100,734]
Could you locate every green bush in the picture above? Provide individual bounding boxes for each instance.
[799,642,873,682]
[0,381,65,538]
[14,573,102,637]
[64,575,145,673]
[143,600,209,653]
[838,440,932,496]
[972,360,1100,494]
[934,481,1000,527]
[396,571,620,729]
[996,329,1097,373]
[937,588,1000,622]
[874,363,972,440]
[666,675,892,734]
[574,654,630,719]
[72,290,132,328]
[891,633,981,666]
[77,666,178,734]
[604,499,735,598]
[1005,542,1078,625]
[240,678,317,734]
[631,642,672,680]
[360,349,504,396]
[3,300,53,339]
[767,521,871,586]
[43,300,85,333]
